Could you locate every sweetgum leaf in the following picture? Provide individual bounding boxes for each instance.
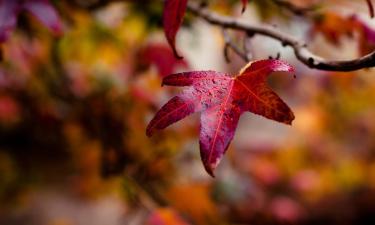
[146,59,295,176]
[163,0,188,59]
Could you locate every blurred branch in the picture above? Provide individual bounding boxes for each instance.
[71,0,124,10]
[70,0,375,71]
[187,1,375,72]
[243,35,253,61]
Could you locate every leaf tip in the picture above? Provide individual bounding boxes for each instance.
[161,77,169,86]
[146,126,154,137]
[241,0,248,14]
[163,0,187,60]
[285,113,295,125]
[204,164,216,178]
[203,157,222,178]
[172,48,184,60]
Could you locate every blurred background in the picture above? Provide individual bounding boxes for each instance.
[1,0,375,224]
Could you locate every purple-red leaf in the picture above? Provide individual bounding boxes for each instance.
[23,0,62,35]
[0,0,62,43]
[0,0,19,42]
[146,95,196,137]
[163,0,188,59]
[147,60,295,176]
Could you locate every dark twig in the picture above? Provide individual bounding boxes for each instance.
[187,1,375,71]
[222,29,249,62]
[223,43,231,63]
[243,35,253,61]
[269,52,281,60]
[272,0,316,16]
[366,0,374,18]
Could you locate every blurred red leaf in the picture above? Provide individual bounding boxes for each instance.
[146,59,295,176]
[312,13,375,55]
[0,95,20,124]
[250,158,281,185]
[290,170,320,193]
[129,85,158,106]
[163,0,188,59]
[269,196,304,223]
[0,0,62,42]
[311,13,353,46]
[141,44,188,78]
[0,0,18,42]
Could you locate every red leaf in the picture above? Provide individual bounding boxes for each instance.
[147,60,295,176]
[312,13,375,55]
[163,0,188,59]
[141,43,188,77]
[241,0,248,13]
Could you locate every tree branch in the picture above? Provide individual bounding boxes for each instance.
[187,1,375,72]
[222,29,249,62]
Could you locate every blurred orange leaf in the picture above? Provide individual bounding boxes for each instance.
[147,208,190,225]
